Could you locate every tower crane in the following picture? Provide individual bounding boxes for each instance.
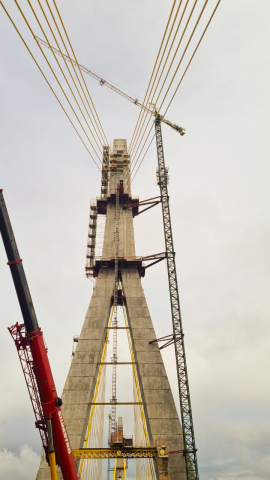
[37,36,198,480]
[35,36,185,136]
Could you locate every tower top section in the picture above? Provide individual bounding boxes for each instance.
[109,139,131,196]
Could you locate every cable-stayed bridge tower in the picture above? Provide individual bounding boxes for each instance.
[37,139,187,480]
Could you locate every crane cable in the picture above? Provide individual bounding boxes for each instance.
[52,0,110,151]
[128,0,177,155]
[131,0,205,173]
[25,0,103,164]
[38,0,106,154]
[131,0,222,182]
[129,0,186,158]
[0,1,101,172]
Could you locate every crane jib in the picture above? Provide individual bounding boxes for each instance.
[35,36,185,136]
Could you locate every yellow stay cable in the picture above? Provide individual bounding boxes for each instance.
[130,0,190,161]
[121,297,156,480]
[131,0,209,175]
[0,1,101,172]
[123,457,127,480]
[131,0,200,166]
[113,458,117,480]
[84,370,105,479]
[131,132,156,182]
[122,301,149,444]
[157,0,209,113]
[79,305,114,477]
[37,0,105,154]
[44,0,109,164]
[128,0,177,155]
[131,0,222,182]
[82,370,105,478]
[52,0,110,150]
[24,0,102,164]
[163,0,222,116]
[129,0,185,158]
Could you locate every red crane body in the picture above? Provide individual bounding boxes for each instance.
[29,329,77,478]
[0,190,78,480]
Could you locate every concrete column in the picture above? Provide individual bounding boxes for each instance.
[36,139,187,480]
[36,269,115,479]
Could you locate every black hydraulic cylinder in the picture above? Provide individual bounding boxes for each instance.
[0,190,39,333]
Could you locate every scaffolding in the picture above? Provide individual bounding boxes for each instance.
[85,198,106,283]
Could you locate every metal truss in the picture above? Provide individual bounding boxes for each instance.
[155,114,199,480]
[36,36,185,136]
[86,252,166,278]
[128,196,161,216]
[72,447,157,460]
[8,323,48,452]
[142,252,166,269]
[149,333,182,350]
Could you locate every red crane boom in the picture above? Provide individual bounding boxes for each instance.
[0,189,78,480]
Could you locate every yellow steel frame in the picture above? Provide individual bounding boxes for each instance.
[123,456,127,480]
[73,448,157,460]
[113,458,117,480]
[77,282,157,479]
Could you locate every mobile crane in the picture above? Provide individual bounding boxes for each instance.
[0,190,78,480]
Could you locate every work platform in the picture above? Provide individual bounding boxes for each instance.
[96,194,140,217]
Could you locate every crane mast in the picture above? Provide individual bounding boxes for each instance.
[155,115,199,480]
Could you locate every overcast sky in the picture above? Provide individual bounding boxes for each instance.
[0,1,270,479]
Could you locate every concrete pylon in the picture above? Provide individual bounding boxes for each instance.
[36,140,186,480]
